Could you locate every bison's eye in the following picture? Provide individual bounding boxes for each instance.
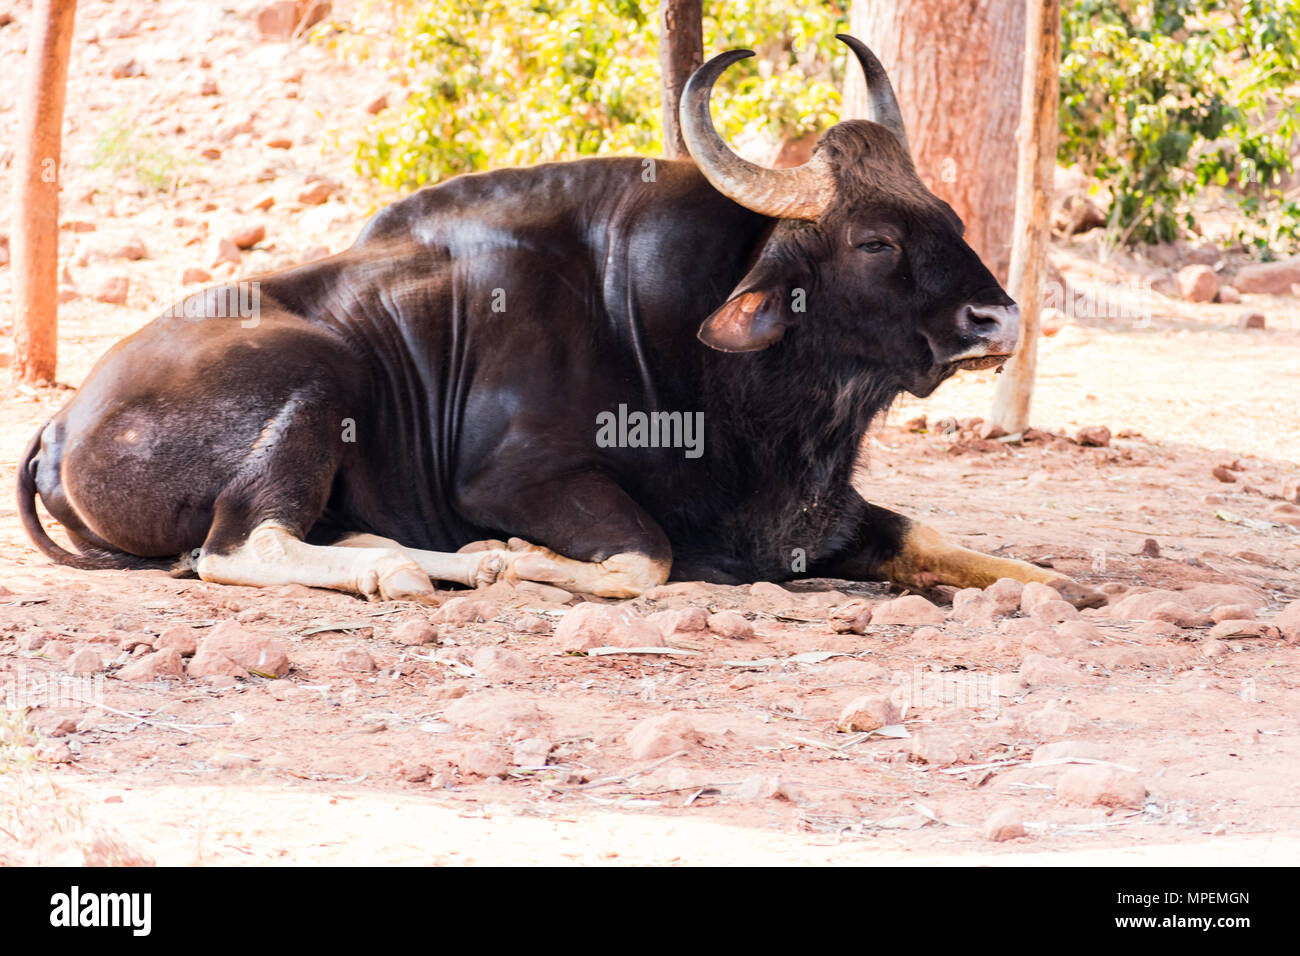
[857,240,894,254]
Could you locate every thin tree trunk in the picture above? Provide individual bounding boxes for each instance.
[844,0,1024,285]
[989,0,1061,433]
[11,0,78,385]
[659,0,703,159]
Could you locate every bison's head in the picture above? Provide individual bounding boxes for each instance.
[681,36,1019,398]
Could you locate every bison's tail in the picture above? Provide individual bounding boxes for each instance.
[17,422,184,573]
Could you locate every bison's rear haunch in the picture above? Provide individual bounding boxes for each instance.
[17,423,179,572]
[16,37,1105,609]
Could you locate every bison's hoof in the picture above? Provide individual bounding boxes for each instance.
[376,563,438,603]
[472,551,509,588]
[1049,577,1107,610]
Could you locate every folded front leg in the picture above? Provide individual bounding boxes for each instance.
[457,470,672,599]
[817,503,1106,609]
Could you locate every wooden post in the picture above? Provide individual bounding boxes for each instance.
[659,0,703,159]
[11,0,78,385]
[988,0,1059,432]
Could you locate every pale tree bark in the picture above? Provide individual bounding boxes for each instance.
[989,0,1061,433]
[11,0,78,385]
[659,0,703,159]
[844,0,1025,285]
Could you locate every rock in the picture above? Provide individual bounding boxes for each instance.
[871,594,944,627]
[211,238,242,267]
[1019,653,1083,686]
[646,606,709,639]
[255,1,331,40]
[1055,620,1103,644]
[94,276,129,305]
[1056,765,1147,808]
[904,414,927,432]
[1239,312,1266,330]
[985,578,1025,616]
[434,597,494,626]
[512,737,552,767]
[556,602,663,651]
[1019,581,1061,615]
[1075,425,1111,447]
[117,649,185,681]
[298,181,335,204]
[442,691,542,735]
[950,588,994,624]
[114,237,147,260]
[909,732,962,766]
[983,806,1027,842]
[1179,583,1267,610]
[1232,257,1300,295]
[1217,285,1241,304]
[1032,739,1108,762]
[626,711,700,760]
[1149,602,1212,628]
[334,647,375,672]
[1105,588,1192,620]
[836,694,899,733]
[979,421,1008,440]
[230,224,266,249]
[1177,264,1218,302]
[1136,620,1182,638]
[471,645,529,681]
[1275,602,1300,642]
[456,743,510,778]
[154,626,200,657]
[110,59,144,79]
[267,137,293,150]
[1211,465,1238,483]
[365,93,389,114]
[199,78,219,96]
[733,774,799,801]
[1141,538,1160,557]
[66,648,103,676]
[707,610,755,640]
[391,619,439,645]
[1030,599,1081,625]
[1210,604,1255,624]
[17,632,48,651]
[182,266,212,285]
[1272,503,1300,529]
[1208,620,1279,641]
[1281,479,1300,504]
[828,599,874,633]
[188,620,290,678]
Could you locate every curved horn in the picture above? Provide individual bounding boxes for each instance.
[679,48,834,221]
[836,34,911,155]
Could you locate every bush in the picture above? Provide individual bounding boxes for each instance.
[318,0,848,192]
[1060,0,1300,251]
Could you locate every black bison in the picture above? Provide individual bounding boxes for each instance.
[18,37,1103,609]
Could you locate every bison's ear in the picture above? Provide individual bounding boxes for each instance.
[698,289,790,352]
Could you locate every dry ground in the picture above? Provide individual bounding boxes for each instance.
[1,0,1298,865]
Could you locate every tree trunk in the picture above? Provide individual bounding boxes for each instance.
[989,0,1061,433]
[11,0,78,385]
[844,0,1025,285]
[658,0,703,159]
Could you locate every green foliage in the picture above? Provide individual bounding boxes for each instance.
[90,111,186,192]
[1061,0,1300,250]
[321,0,848,192]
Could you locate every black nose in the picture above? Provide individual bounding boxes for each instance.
[958,303,1019,350]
